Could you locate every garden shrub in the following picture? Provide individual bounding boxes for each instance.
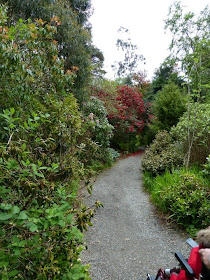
[0,109,98,279]
[0,8,100,279]
[171,103,210,165]
[142,130,183,175]
[80,96,115,166]
[108,85,152,151]
[143,168,210,234]
[152,81,187,131]
[158,172,209,233]
[92,82,152,152]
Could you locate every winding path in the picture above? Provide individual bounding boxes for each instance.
[81,155,190,280]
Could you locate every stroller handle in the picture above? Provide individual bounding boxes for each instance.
[175,252,195,279]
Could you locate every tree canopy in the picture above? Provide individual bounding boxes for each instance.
[2,0,104,102]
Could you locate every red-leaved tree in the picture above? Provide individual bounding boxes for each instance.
[109,85,151,133]
[92,84,152,150]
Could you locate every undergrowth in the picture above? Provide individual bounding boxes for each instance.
[143,166,210,235]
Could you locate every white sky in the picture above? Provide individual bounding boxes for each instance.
[90,0,209,81]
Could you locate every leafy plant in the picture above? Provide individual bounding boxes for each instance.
[0,7,102,278]
[0,109,98,279]
[79,96,115,166]
[142,130,183,175]
[108,85,152,151]
[2,0,98,102]
[152,81,187,131]
[171,103,210,165]
[143,167,210,234]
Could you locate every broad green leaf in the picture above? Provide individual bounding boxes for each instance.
[0,213,12,220]
[22,143,26,150]
[12,206,20,214]
[0,203,12,210]
[35,172,44,178]
[8,270,19,277]
[18,211,28,220]
[30,223,38,232]
[19,240,28,247]
[10,108,15,115]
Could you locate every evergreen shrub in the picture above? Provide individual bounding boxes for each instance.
[171,103,210,165]
[81,96,115,166]
[142,130,183,175]
[143,168,210,234]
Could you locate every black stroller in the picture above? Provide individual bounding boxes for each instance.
[147,238,210,280]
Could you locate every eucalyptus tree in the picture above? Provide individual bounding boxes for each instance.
[112,26,145,82]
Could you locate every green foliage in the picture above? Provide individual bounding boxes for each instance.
[143,167,210,234]
[0,13,75,113]
[152,81,187,131]
[171,103,210,165]
[202,155,210,180]
[165,2,210,101]
[0,109,98,279]
[142,130,183,175]
[79,96,115,166]
[2,0,100,102]
[148,58,185,99]
[0,7,105,278]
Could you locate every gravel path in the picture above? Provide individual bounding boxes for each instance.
[81,155,191,280]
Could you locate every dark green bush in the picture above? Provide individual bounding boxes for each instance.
[0,109,96,279]
[152,81,187,131]
[142,130,183,175]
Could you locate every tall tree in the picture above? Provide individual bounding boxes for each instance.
[165,1,210,102]
[112,26,145,80]
[2,0,103,102]
[165,1,210,167]
[151,58,185,95]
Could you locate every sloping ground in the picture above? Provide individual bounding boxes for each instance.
[81,155,191,280]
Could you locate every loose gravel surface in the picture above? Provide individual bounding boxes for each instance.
[81,155,191,280]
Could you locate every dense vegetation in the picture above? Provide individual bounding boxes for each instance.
[0,0,209,278]
[142,2,210,235]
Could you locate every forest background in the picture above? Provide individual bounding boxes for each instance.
[0,0,209,279]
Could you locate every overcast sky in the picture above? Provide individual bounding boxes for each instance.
[90,0,209,81]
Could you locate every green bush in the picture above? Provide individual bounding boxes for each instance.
[171,103,210,165]
[152,81,187,131]
[160,172,209,233]
[142,130,183,175]
[143,168,210,234]
[0,9,97,279]
[0,109,96,279]
[81,96,115,166]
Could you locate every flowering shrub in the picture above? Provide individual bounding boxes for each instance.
[80,97,115,165]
